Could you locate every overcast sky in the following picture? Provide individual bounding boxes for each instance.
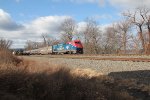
[0,0,149,48]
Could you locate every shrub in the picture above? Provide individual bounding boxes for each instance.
[0,67,135,100]
[0,48,23,71]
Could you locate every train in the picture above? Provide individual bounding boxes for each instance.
[23,40,83,55]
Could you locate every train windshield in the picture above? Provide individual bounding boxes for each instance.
[75,42,80,44]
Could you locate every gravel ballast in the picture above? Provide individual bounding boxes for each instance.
[23,56,150,75]
[48,58,150,75]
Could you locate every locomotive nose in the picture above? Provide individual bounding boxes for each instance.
[74,41,83,48]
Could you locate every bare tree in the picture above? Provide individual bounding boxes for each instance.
[123,8,146,52]
[146,15,150,44]
[130,34,142,54]
[0,38,12,49]
[25,40,39,50]
[117,19,131,54]
[41,33,48,47]
[83,18,101,54]
[25,33,60,50]
[138,7,150,44]
[103,25,121,54]
[47,38,60,46]
[60,18,76,42]
[41,33,60,46]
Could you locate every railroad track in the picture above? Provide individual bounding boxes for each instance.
[32,55,150,62]
[86,58,150,62]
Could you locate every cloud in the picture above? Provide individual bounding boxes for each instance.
[109,0,150,9]
[0,9,71,48]
[0,9,24,31]
[76,22,87,33]
[52,0,150,8]
[24,16,70,35]
[45,0,150,9]
[53,0,150,8]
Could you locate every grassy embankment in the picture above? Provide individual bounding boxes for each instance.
[0,49,149,100]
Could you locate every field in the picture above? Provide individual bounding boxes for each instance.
[0,50,150,100]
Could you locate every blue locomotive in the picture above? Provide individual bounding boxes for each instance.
[52,40,83,54]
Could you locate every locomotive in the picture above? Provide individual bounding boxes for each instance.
[23,40,83,55]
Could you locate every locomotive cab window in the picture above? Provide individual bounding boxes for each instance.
[75,42,80,44]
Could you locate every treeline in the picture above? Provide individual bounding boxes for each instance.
[24,7,150,54]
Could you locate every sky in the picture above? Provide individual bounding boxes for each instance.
[0,0,149,48]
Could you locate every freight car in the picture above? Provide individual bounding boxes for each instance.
[23,40,83,55]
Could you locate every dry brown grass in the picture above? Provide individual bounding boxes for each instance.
[0,68,135,100]
[0,49,23,70]
[0,49,149,100]
[70,68,103,78]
